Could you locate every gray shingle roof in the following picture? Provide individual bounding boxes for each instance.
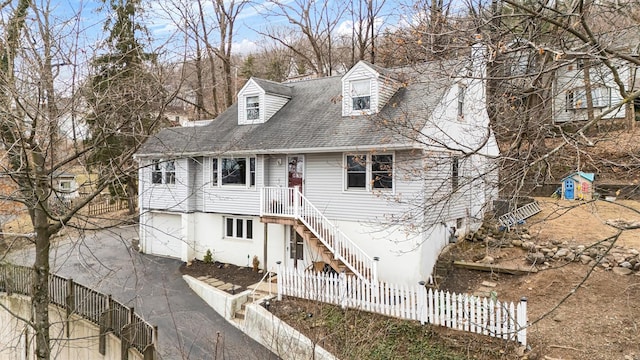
[252,78,292,97]
[137,61,463,157]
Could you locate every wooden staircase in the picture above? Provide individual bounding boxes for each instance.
[292,222,366,277]
[261,187,377,282]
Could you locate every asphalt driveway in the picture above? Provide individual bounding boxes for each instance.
[7,225,276,360]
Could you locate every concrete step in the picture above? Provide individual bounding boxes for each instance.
[234,308,246,320]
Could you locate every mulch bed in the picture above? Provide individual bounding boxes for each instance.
[180,260,265,292]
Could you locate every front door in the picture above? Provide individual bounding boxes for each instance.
[564,179,574,200]
[288,227,304,268]
[287,155,304,193]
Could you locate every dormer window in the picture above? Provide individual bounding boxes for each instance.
[246,96,260,120]
[351,80,371,111]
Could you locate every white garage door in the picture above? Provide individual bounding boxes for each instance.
[150,213,183,259]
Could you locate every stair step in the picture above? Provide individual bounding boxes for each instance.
[234,308,246,320]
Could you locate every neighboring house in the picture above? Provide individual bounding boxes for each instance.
[134,43,499,285]
[52,171,79,200]
[552,57,638,123]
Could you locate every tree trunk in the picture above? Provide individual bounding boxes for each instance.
[126,177,137,217]
[32,151,51,360]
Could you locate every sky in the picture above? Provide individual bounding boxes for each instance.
[30,0,469,92]
[45,0,436,59]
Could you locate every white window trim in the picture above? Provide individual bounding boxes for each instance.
[457,83,466,119]
[224,216,254,240]
[211,156,257,189]
[343,153,395,193]
[151,159,176,186]
[242,93,261,124]
[346,77,375,116]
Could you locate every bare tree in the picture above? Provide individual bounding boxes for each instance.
[0,1,170,358]
[257,0,347,77]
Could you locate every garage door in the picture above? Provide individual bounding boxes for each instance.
[150,213,183,258]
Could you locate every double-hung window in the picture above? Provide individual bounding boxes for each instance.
[566,86,611,110]
[351,80,371,111]
[152,160,162,184]
[212,156,256,188]
[451,157,460,191]
[164,160,176,184]
[151,159,175,185]
[225,217,253,240]
[246,96,260,121]
[345,154,393,191]
[457,84,466,117]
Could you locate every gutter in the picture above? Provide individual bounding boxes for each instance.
[133,143,421,159]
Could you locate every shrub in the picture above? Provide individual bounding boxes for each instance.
[204,249,213,264]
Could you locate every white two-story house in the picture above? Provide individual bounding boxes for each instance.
[134,43,499,286]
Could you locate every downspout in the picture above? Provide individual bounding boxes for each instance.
[263,223,268,273]
[262,156,268,272]
[202,157,206,211]
[137,158,145,252]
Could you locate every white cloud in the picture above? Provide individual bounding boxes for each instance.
[233,38,260,55]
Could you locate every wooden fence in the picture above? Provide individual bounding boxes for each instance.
[49,196,134,216]
[87,198,132,216]
[0,264,156,359]
[277,264,527,346]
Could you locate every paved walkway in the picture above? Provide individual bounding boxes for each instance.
[7,226,277,360]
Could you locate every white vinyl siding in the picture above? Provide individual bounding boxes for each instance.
[377,77,399,112]
[237,79,290,125]
[265,155,287,187]
[341,62,399,116]
[139,158,189,212]
[200,156,262,215]
[421,154,473,225]
[188,157,204,212]
[341,65,379,116]
[303,152,423,224]
[265,94,289,120]
[238,81,264,125]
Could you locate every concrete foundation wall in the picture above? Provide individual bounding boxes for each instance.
[0,294,142,360]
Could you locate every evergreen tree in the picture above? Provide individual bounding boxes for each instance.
[85,0,167,214]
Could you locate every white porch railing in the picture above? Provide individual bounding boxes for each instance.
[277,264,528,346]
[260,187,376,281]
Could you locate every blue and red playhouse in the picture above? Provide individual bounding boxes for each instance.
[561,172,595,200]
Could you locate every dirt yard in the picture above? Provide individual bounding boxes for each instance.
[440,198,640,360]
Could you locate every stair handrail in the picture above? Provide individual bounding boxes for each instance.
[261,186,377,282]
[248,266,275,300]
[296,190,376,282]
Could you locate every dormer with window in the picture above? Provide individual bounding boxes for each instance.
[237,78,292,125]
[341,61,401,117]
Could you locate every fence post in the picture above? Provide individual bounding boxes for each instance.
[65,278,75,338]
[517,297,527,346]
[418,281,426,325]
[371,257,379,311]
[339,271,347,309]
[98,295,110,355]
[372,257,379,284]
[276,261,283,301]
[144,325,158,360]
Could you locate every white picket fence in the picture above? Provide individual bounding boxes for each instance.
[276,264,527,346]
